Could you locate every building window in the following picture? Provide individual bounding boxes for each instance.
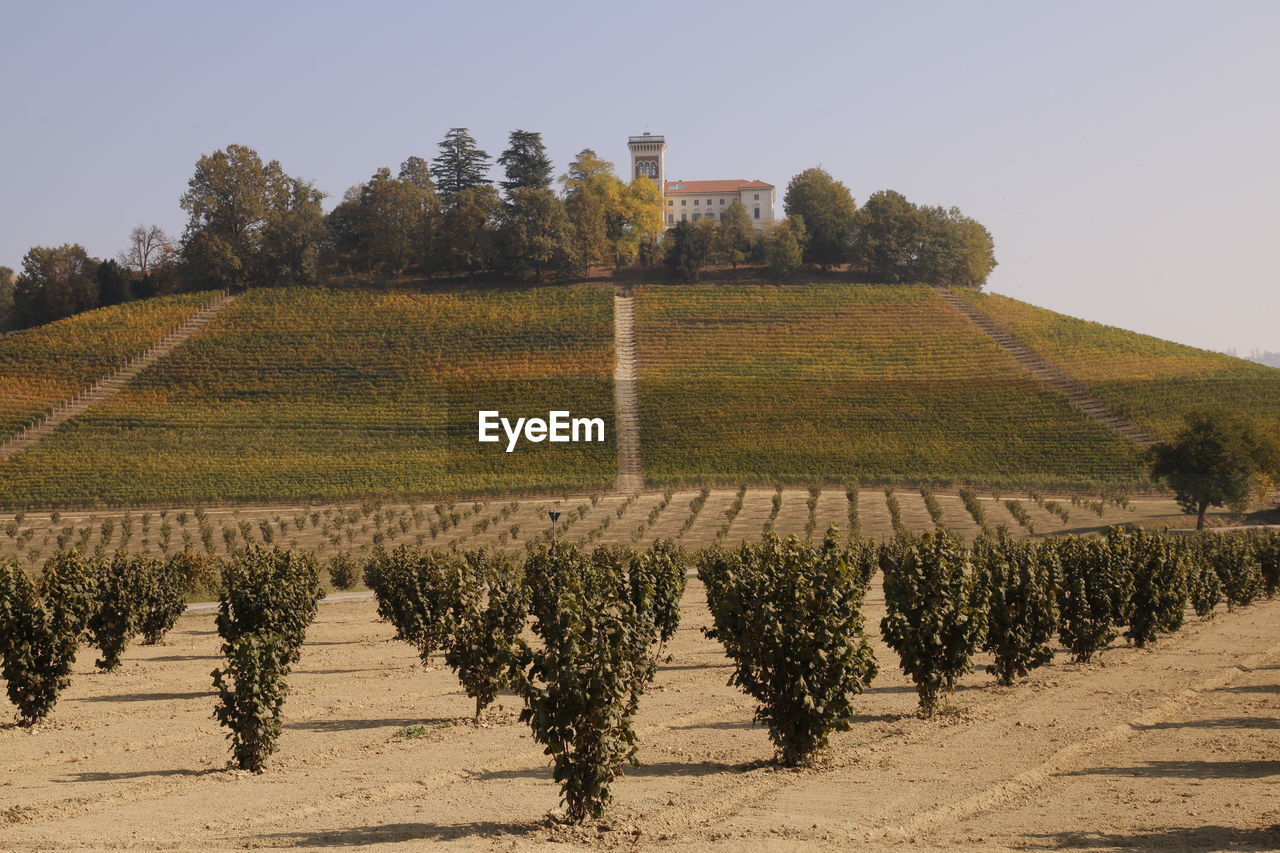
[753,193,760,200]
[667,200,673,206]
[720,198,725,205]
[681,199,686,206]
[753,207,760,219]
[692,213,700,221]
[681,213,687,221]
[667,213,674,224]
[694,199,699,205]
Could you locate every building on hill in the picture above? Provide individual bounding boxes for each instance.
[628,132,776,230]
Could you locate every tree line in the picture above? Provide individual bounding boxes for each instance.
[1,131,997,332]
[665,167,997,286]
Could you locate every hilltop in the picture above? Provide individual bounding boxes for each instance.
[0,280,1275,507]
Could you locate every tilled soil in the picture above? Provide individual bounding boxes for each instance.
[1,584,1277,851]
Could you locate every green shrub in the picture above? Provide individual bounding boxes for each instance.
[215,547,324,664]
[139,554,191,645]
[1208,533,1263,611]
[363,546,464,662]
[974,534,1056,685]
[1051,536,1126,661]
[211,547,323,772]
[0,552,97,725]
[699,529,878,766]
[1178,534,1221,619]
[86,553,148,671]
[1113,528,1188,648]
[880,531,986,716]
[1253,529,1280,598]
[512,541,655,823]
[631,539,687,657]
[446,550,527,719]
[326,553,360,590]
[212,633,291,773]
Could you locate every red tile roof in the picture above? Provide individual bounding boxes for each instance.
[664,179,773,194]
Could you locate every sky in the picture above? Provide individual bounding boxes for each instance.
[1,0,1276,354]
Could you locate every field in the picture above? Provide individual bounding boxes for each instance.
[0,286,616,506]
[0,293,212,436]
[1,573,1276,850]
[955,290,1280,439]
[634,284,1149,491]
[0,486,1226,570]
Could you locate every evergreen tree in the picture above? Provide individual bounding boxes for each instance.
[665,220,708,282]
[431,128,491,203]
[497,129,553,195]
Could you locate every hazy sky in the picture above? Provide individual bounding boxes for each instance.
[2,0,1276,353]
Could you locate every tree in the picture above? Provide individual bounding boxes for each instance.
[715,200,754,269]
[0,266,14,331]
[432,128,491,203]
[180,144,325,288]
[436,185,502,278]
[783,167,855,270]
[851,189,920,282]
[619,176,665,267]
[118,225,173,276]
[497,187,581,281]
[664,220,707,282]
[96,259,131,307]
[853,191,997,287]
[767,218,806,278]
[561,149,628,268]
[13,244,100,326]
[497,129,554,195]
[1149,409,1280,529]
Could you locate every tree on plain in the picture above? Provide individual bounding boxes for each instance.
[497,187,581,281]
[1149,409,1280,529]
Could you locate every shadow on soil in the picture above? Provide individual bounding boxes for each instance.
[78,690,211,703]
[1137,716,1280,731]
[1021,825,1280,851]
[57,768,219,783]
[476,758,757,782]
[284,717,455,733]
[242,820,543,847]
[1063,760,1280,779]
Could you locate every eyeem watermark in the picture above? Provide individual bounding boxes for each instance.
[478,410,606,452]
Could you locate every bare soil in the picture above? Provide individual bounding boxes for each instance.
[2,580,1277,851]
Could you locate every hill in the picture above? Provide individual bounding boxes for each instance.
[0,281,1274,507]
[954,290,1280,440]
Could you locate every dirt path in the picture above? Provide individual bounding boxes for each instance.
[1,583,1277,851]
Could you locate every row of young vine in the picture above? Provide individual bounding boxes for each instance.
[1,526,1276,824]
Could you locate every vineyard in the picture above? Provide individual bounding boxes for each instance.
[0,286,616,506]
[954,289,1280,439]
[1,528,1277,848]
[633,284,1149,491]
[0,488,1217,570]
[0,293,211,436]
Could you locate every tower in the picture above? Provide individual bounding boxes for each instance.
[627,132,666,189]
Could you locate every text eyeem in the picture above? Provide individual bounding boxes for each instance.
[477,411,606,452]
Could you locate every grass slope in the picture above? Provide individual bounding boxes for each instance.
[0,293,211,435]
[635,283,1147,490]
[0,286,615,505]
[956,290,1280,439]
